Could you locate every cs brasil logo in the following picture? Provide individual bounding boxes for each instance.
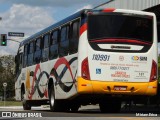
[132,56,139,61]
[132,56,147,61]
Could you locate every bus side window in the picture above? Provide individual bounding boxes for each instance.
[34,38,42,64]
[69,20,80,54]
[41,34,49,62]
[19,53,22,70]
[15,53,22,75]
[23,44,28,67]
[59,25,69,57]
[27,42,34,66]
[49,30,58,60]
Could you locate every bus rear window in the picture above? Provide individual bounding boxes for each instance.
[88,13,153,43]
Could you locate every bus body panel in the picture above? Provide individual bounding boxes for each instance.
[53,54,78,99]
[77,77,157,95]
[15,10,83,102]
[78,9,158,96]
[88,44,153,83]
[15,76,22,101]
[15,51,78,100]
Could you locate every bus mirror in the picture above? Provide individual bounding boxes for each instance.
[30,71,34,76]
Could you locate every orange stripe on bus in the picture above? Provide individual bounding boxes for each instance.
[80,23,87,36]
[102,8,115,12]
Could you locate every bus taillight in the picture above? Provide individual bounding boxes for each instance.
[81,57,90,80]
[150,60,157,82]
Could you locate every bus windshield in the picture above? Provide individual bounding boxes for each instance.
[88,13,153,43]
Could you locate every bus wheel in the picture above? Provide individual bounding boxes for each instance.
[99,99,121,113]
[21,90,31,110]
[49,85,59,112]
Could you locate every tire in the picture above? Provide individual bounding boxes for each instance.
[49,85,71,112]
[49,85,62,112]
[99,99,121,113]
[21,90,31,110]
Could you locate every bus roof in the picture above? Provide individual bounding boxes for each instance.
[20,9,89,47]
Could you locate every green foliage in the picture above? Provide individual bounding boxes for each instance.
[0,101,22,106]
[0,55,15,99]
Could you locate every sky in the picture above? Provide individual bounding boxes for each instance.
[0,0,108,55]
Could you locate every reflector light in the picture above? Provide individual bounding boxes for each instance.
[81,57,90,80]
[150,60,157,82]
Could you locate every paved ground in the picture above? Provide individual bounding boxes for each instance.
[0,104,159,119]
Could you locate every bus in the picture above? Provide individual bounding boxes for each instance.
[15,8,158,113]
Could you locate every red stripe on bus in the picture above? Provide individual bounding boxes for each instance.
[90,39,152,45]
[80,23,87,36]
[102,8,115,12]
[28,64,41,100]
[44,89,48,98]
[54,57,74,80]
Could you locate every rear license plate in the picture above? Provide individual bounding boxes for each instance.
[114,86,127,91]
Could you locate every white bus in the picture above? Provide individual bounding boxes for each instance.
[15,8,158,113]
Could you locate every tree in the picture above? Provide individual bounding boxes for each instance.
[0,55,15,99]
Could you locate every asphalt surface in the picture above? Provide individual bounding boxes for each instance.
[0,104,159,119]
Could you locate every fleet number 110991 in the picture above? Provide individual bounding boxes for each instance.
[92,54,110,61]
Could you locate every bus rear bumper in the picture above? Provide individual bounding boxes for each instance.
[77,77,158,96]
